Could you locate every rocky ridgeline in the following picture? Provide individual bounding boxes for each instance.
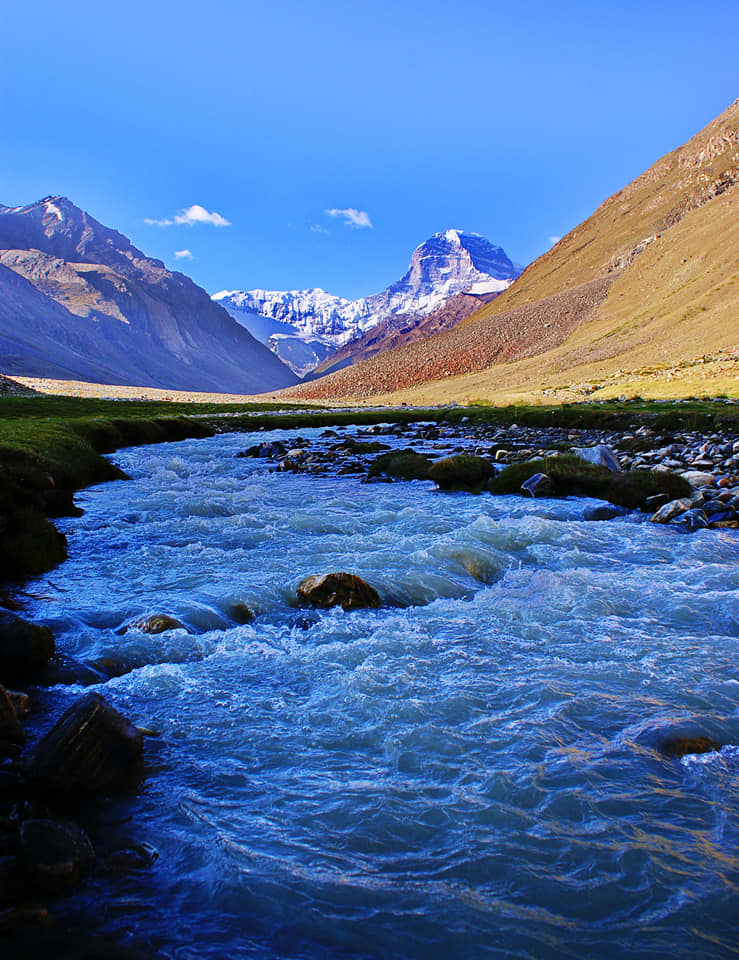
[238,419,739,529]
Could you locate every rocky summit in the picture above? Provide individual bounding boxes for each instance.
[214,230,521,376]
[0,197,298,393]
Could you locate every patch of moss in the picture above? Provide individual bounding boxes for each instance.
[367,449,432,480]
[489,455,692,509]
[428,455,495,491]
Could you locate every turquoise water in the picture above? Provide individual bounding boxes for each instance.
[25,430,739,958]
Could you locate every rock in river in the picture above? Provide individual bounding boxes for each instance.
[125,613,188,634]
[24,692,143,797]
[20,818,95,893]
[297,573,381,611]
[521,473,555,498]
[660,735,721,758]
[0,612,55,685]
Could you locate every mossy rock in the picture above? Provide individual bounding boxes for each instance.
[489,455,691,509]
[428,455,495,491]
[367,448,432,481]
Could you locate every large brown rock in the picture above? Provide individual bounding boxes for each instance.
[24,693,143,798]
[0,612,55,684]
[297,573,381,611]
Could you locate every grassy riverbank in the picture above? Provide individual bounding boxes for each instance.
[1,394,736,581]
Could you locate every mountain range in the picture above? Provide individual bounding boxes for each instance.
[0,197,297,393]
[214,230,521,376]
[282,99,739,404]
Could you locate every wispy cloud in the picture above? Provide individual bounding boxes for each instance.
[325,207,373,229]
[174,249,193,260]
[549,235,562,246]
[145,204,231,228]
[310,223,329,234]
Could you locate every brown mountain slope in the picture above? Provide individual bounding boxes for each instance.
[282,99,738,404]
[308,291,498,380]
[0,197,298,393]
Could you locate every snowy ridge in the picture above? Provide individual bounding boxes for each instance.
[213,230,521,376]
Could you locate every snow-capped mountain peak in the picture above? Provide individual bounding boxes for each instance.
[214,230,521,376]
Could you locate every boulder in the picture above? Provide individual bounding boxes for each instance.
[104,841,158,873]
[24,692,143,797]
[675,508,710,532]
[572,444,622,474]
[20,819,95,893]
[0,685,24,745]
[228,602,256,624]
[650,498,693,523]
[521,473,555,498]
[680,470,716,488]
[644,493,669,512]
[0,612,55,684]
[38,655,109,687]
[125,614,187,634]
[297,573,381,611]
[660,735,721,758]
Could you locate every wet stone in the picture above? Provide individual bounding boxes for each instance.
[660,735,721,758]
[21,818,95,893]
[125,614,188,635]
[24,692,144,798]
[521,473,555,498]
[297,573,381,611]
[0,613,55,685]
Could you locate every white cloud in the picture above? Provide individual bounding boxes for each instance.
[549,235,562,245]
[145,204,231,228]
[325,207,373,229]
[175,204,230,227]
[310,223,329,234]
[174,249,193,260]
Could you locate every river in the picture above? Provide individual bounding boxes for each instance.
[22,427,739,959]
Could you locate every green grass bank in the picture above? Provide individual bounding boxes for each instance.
[1,394,736,581]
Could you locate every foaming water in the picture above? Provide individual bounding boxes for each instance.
[24,430,739,959]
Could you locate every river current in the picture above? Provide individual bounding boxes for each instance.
[23,427,739,959]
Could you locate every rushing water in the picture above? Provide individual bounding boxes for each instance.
[22,428,739,959]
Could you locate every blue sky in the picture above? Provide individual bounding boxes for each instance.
[2,0,737,299]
